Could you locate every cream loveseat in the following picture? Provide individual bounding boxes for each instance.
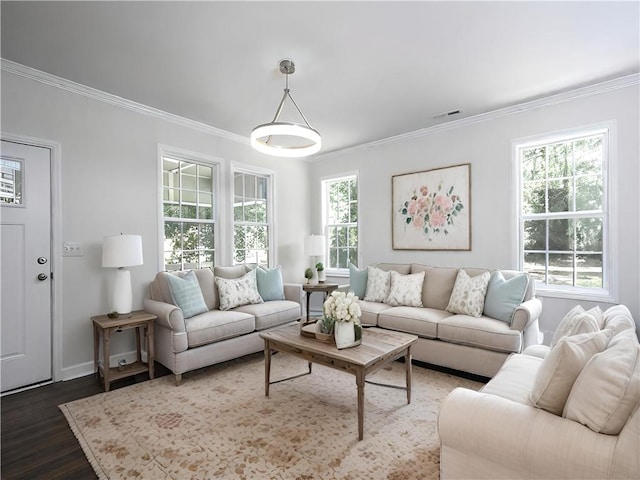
[143,266,302,385]
[438,304,640,479]
[351,263,543,378]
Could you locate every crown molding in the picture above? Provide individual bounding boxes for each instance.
[1,58,249,145]
[3,58,637,160]
[314,73,640,161]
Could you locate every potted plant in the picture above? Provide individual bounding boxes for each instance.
[315,262,326,282]
[304,267,314,284]
[314,315,334,342]
[323,291,362,349]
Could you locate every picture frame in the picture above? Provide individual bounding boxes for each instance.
[392,163,471,250]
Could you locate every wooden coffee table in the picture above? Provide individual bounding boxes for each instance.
[259,325,418,440]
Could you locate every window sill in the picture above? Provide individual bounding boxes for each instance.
[535,285,616,304]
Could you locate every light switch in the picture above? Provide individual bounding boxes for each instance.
[62,242,83,257]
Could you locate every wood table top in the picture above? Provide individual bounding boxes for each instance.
[260,325,417,368]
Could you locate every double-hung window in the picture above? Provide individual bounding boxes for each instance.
[161,154,217,271]
[233,170,272,267]
[322,174,359,271]
[516,126,612,298]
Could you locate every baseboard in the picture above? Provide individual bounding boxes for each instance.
[61,350,148,381]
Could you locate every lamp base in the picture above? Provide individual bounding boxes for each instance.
[111,268,133,316]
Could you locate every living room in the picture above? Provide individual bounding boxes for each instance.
[1,2,639,479]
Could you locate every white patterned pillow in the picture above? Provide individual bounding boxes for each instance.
[386,270,425,307]
[363,267,391,303]
[215,269,263,311]
[445,269,491,317]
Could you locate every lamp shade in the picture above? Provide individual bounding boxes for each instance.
[304,235,326,257]
[102,234,143,268]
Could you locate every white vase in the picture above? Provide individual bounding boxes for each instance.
[317,269,326,282]
[334,321,356,349]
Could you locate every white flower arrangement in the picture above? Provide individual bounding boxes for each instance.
[323,290,362,324]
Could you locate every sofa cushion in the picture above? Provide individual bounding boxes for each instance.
[385,270,425,307]
[358,300,390,326]
[215,269,263,311]
[530,329,613,416]
[234,300,301,331]
[564,329,640,435]
[164,270,209,319]
[375,263,412,275]
[550,305,601,347]
[412,265,458,311]
[438,315,522,353]
[364,266,391,303]
[349,263,368,299]
[483,271,529,324]
[446,269,490,317]
[378,307,450,339]
[603,304,636,335]
[481,353,543,404]
[255,265,285,301]
[184,310,255,348]
[213,265,249,279]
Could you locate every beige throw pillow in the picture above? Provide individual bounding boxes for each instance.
[385,270,425,307]
[563,330,640,435]
[363,267,391,303]
[215,269,263,311]
[445,269,490,317]
[530,329,613,416]
[550,306,602,347]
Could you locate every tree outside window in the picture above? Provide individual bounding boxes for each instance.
[323,175,358,270]
[233,171,270,266]
[519,130,607,292]
[162,155,216,271]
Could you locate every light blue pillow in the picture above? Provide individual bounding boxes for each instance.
[483,271,529,324]
[349,263,368,299]
[165,270,208,319]
[256,265,285,301]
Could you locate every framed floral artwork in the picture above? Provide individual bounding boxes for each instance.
[392,163,471,250]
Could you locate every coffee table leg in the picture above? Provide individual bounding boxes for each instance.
[356,368,365,440]
[264,340,271,397]
[405,346,412,404]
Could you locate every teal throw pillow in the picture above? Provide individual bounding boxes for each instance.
[256,265,285,301]
[483,271,529,324]
[165,270,209,319]
[349,263,368,299]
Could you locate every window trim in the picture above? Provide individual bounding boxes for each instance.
[157,145,223,272]
[230,161,276,268]
[512,121,618,302]
[321,171,360,276]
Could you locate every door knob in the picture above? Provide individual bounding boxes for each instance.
[38,273,48,281]
[37,257,48,265]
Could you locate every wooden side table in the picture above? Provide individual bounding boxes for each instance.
[302,283,341,324]
[92,310,156,392]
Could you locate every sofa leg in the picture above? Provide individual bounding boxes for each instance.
[174,373,182,386]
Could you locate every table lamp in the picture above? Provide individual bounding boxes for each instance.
[102,233,143,317]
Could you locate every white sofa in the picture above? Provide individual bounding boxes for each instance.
[355,263,543,378]
[143,266,302,385]
[438,305,640,479]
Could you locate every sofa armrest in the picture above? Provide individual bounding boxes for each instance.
[283,283,303,305]
[438,387,621,479]
[143,298,186,333]
[510,297,542,332]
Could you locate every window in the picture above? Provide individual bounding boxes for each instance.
[323,174,358,271]
[162,155,217,271]
[233,170,272,266]
[516,126,611,296]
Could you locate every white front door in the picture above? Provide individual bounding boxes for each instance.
[1,140,52,392]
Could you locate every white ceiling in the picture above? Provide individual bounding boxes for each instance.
[2,1,639,155]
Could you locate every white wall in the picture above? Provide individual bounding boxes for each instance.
[309,85,640,342]
[1,70,311,379]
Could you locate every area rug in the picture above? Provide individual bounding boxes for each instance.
[60,353,482,480]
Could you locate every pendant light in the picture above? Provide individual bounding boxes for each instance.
[251,59,321,158]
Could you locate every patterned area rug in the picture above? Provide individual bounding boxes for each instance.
[60,353,482,479]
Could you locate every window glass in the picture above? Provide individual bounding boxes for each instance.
[323,175,358,270]
[233,171,271,267]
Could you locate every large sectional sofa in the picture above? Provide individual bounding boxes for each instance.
[143,266,302,385]
[352,263,543,378]
[438,304,640,479]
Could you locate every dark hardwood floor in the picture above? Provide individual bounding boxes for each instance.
[1,365,171,480]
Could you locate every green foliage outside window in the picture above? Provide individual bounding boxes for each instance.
[325,176,358,269]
